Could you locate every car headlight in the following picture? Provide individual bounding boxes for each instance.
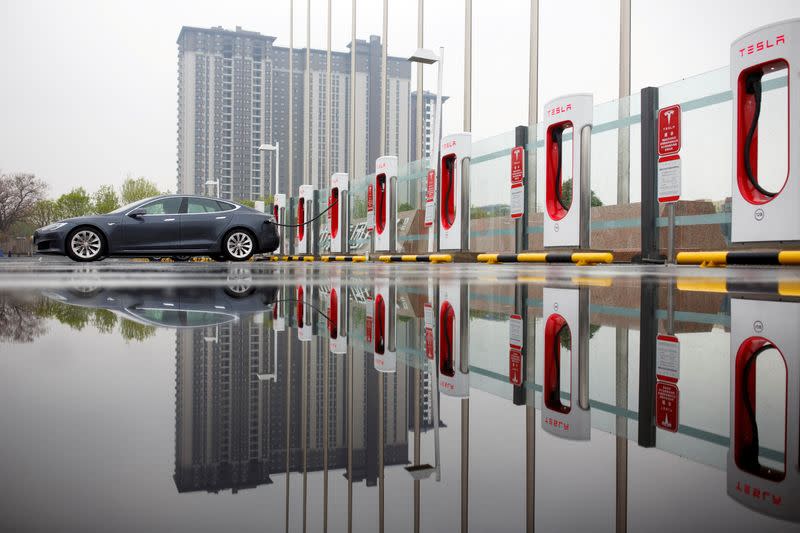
[40,222,68,232]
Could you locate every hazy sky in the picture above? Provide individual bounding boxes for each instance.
[0,0,798,197]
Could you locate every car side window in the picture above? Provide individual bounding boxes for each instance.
[187,198,224,213]
[216,201,235,211]
[140,198,182,215]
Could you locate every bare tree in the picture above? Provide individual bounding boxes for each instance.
[0,172,47,233]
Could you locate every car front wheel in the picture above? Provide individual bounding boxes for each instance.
[66,228,105,262]
[223,230,255,262]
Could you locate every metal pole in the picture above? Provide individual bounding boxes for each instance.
[667,203,675,263]
[285,342,292,533]
[302,342,308,533]
[288,0,295,255]
[276,142,281,198]
[380,0,388,156]
[378,373,385,533]
[615,327,629,533]
[617,0,631,204]
[323,341,329,533]
[349,0,357,187]
[326,0,332,183]
[305,0,311,187]
[528,0,539,216]
[461,398,469,533]
[413,366,421,533]
[433,49,444,254]
[461,0,472,254]
[416,0,424,162]
[347,345,354,533]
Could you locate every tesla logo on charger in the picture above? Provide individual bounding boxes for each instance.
[442,140,457,150]
[377,162,387,169]
[734,481,783,506]
[547,103,572,117]
[739,34,785,56]
[440,379,455,391]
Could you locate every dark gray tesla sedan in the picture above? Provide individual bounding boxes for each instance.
[33,195,280,262]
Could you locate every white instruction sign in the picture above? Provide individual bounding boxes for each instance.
[656,334,680,383]
[509,314,524,349]
[658,155,681,203]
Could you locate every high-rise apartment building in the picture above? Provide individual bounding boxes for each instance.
[410,90,449,160]
[176,26,413,201]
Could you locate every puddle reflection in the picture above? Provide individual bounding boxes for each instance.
[0,271,798,531]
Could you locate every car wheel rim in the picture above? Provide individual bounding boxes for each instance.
[71,230,101,259]
[227,232,253,259]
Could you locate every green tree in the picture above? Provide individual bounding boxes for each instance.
[560,179,603,208]
[121,177,161,204]
[119,319,156,342]
[55,187,93,219]
[27,199,60,227]
[0,172,47,233]
[93,185,120,214]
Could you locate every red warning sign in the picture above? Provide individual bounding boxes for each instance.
[510,146,525,219]
[366,184,374,231]
[656,381,679,433]
[424,170,436,227]
[658,105,681,156]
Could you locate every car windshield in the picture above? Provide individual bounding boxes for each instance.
[107,196,161,215]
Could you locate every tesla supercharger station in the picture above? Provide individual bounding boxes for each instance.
[439,133,472,252]
[439,280,469,398]
[540,287,591,440]
[296,185,315,255]
[543,94,593,249]
[297,283,313,342]
[329,173,349,254]
[374,156,398,253]
[731,20,800,243]
[274,193,286,255]
[327,276,348,354]
[728,298,799,521]
[373,279,396,373]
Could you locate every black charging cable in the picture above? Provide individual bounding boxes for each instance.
[443,157,456,226]
[740,342,776,471]
[271,199,338,228]
[744,72,777,198]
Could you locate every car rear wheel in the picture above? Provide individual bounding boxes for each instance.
[66,228,105,262]
[171,255,191,262]
[223,230,255,262]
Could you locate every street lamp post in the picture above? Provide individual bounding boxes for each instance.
[259,142,280,198]
[408,47,444,253]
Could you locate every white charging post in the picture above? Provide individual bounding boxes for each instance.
[731,20,799,244]
[372,279,396,373]
[327,276,348,355]
[329,173,349,254]
[438,133,472,252]
[274,193,286,255]
[296,184,315,255]
[540,287,590,440]
[728,297,799,521]
[543,94,593,249]
[374,156,398,253]
[438,280,469,398]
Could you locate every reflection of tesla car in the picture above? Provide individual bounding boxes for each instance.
[33,195,280,262]
[43,286,278,328]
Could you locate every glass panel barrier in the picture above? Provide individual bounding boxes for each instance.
[396,158,430,254]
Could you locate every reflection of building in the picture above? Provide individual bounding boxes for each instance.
[176,26,412,200]
[174,301,410,494]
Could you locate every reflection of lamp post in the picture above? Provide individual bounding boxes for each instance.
[405,357,441,481]
[408,47,444,253]
[204,179,220,198]
[259,142,280,198]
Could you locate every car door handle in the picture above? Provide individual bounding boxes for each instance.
[163,218,176,222]
[216,216,226,220]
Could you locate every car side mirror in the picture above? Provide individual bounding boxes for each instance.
[128,209,146,218]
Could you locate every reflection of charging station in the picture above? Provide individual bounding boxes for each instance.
[728,298,799,521]
[274,193,286,255]
[439,280,469,397]
[327,278,348,354]
[373,279,396,373]
[543,94,593,249]
[374,156,397,253]
[297,185,315,255]
[731,20,799,243]
[329,173,349,254]
[541,287,590,440]
[439,133,471,251]
[297,284,313,342]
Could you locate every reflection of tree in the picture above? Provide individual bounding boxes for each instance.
[0,294,155,344]
[0,293,47,343]
[119,319,156,342]
[559,324,602,349]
